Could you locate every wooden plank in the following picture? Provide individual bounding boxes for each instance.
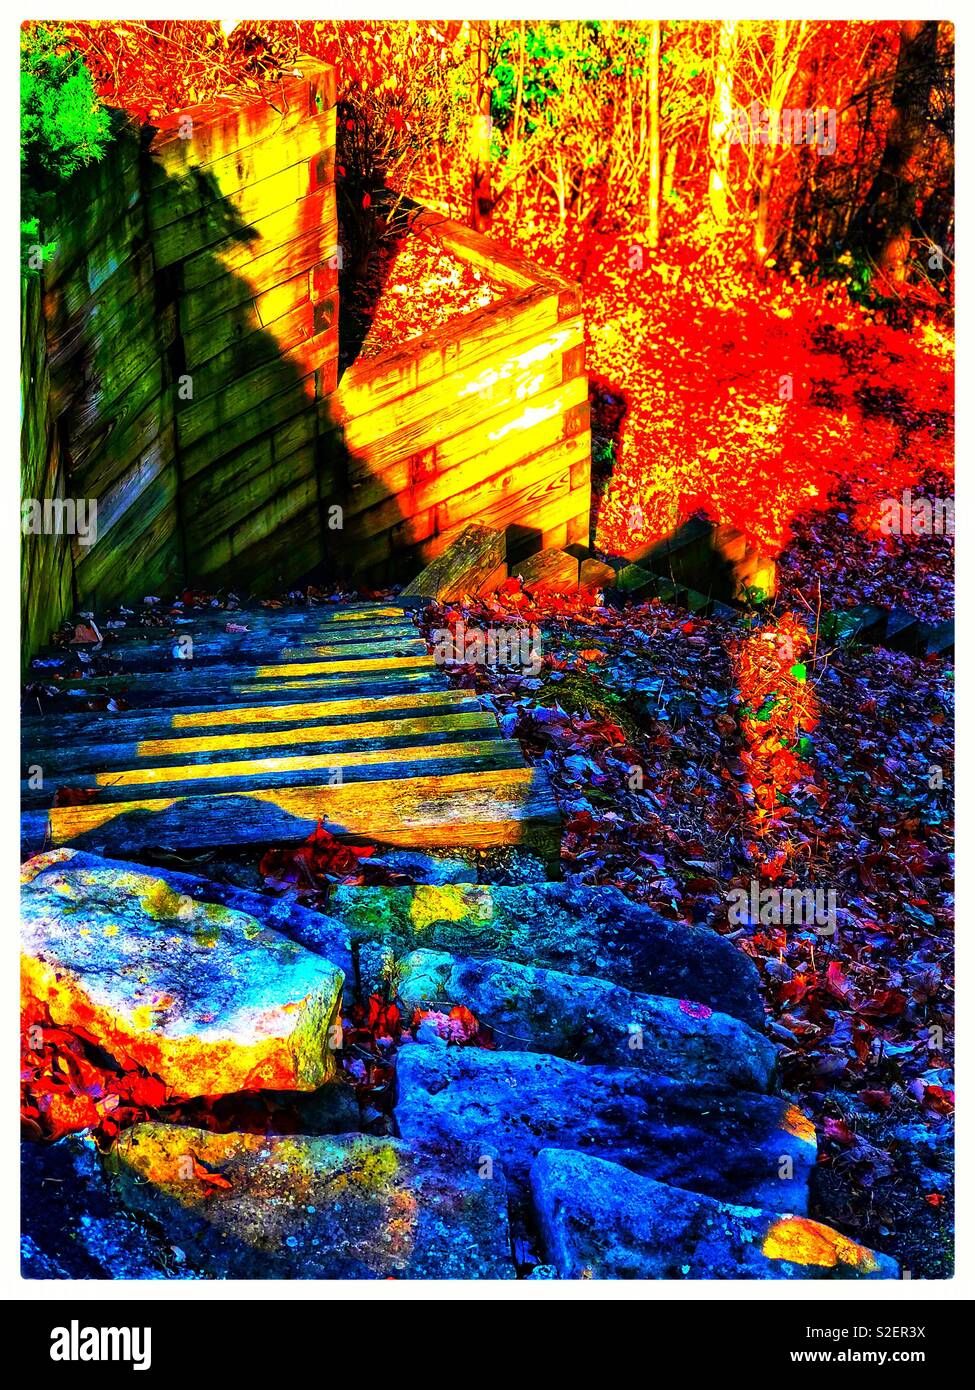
[72,472,181,611]
[437,434,589,533]
[176,367,323,481]
[146,113,335,229]
[72,737,519,797]
[82,610,409,642]
[42,655,438,704]
[154,183,336,274]
[68,389,173,503]
[341,336,573,478]
[188,301,319,402]
[23,766,560,856]
[400,523,505,601]
[187,478,322,582]
[82,620,416,663]
[24,733,516,806]
[77,636,428,675]
[345,374,588,525]
[180,231,337,335]
[23,710,496,783]
[177,324,336,450]
[62,355,165,464]
[150,59,337,168]
[74,436,175,558]
[339,314,581,454]
[413,207,575,297]
[137,709,494,757]
[21,688,474,745]
[347,391,587,540]
[333,283,559,422]
[253,654,434,678]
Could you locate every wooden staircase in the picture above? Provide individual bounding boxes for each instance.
[21,602,561,862]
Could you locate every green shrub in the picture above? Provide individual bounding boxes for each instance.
[21,24,110,272]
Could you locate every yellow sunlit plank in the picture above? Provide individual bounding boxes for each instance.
[139,710,495,756]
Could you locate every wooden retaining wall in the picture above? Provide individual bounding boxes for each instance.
[34,57,338,614]
[332,211,591,583]
[22,56,591,657]
[21,276,74,674]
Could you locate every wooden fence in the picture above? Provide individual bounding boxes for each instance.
[33,56,338,616]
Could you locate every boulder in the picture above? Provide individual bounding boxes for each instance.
[112,1122,514,1279]
[396,948,776,1090]
[21,850,344,1097]
[395,1045,815,1212]
[326,880,765,1027]
[530,1149,898,1279]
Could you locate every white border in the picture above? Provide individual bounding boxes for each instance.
[3,3,967,1302]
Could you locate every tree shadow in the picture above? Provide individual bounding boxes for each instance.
[40,111,406,609]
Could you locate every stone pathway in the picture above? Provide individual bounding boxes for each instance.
[21,599,898,1279]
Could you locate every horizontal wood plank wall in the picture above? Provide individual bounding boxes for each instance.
[332,210,591,583]
[21,276,75,674]
[23,69,591,631]
[30,58,338,615]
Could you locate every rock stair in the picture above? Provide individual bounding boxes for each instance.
[21,856,897,1280]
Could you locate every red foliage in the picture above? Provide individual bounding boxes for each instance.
[259,822,375,890]
[21,1016,168,1147]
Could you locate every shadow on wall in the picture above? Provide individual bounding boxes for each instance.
[38,115,405,612]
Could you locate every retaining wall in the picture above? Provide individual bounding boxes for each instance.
[22,55,591,658]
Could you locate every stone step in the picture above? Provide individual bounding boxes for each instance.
[395,947,777,1090]
[317,880,766,1027]
[394,1045,816,1213]
[111,1124,515,1279]
[530,1149,898,1280]
[21,851,345,1099]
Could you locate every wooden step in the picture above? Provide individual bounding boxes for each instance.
[42,634,430,674]
[22,766,560,858]
[31,654,439,705]
[24,706,495,781]
[21,601,562,862]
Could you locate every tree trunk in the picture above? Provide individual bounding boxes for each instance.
[469,20,493,231]
[861,20,940,283]
[708,20,737,227]
[646,20,661,249]
[752,21,806,268]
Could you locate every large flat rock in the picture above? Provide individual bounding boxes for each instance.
[21,850,344,1098]
[37,864,765,1030]
[113,1123,514,1279]
[325,880,766,1026]
[397,949,777,1091]
[530,1149,898,1280]
[395,1045,816,1212]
